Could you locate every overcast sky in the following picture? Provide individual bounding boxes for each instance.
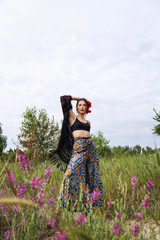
[0,0,160,150]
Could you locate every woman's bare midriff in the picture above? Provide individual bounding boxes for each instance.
[72,130,90,138]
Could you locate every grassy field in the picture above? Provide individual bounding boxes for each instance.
[0,152,160,240]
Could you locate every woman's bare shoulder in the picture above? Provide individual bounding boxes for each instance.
[87,120,91,125]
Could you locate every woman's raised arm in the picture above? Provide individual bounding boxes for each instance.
[71,96,82,101]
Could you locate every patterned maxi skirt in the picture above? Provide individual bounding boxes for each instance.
[58,137,104,209]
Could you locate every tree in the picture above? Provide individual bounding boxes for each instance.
[0,123,7,156]
[91,131,111,157]
[123,145,133,156]
[17,107,60,161]
[152,108,160,136]
[132,145,141,155]
[112,145,124,157]
[123,145,130,153]
[145,146,155,155]
[142,146,155,155]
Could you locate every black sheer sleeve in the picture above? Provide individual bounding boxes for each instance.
[48,95,74,171]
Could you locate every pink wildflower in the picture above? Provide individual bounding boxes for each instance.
[132,224,140,235]
[146,180,154,189]
[135,212,143,220]
[51,187,56,193]
[36,192,45,207]
[113,223,122,235]
[5,170,15,183]
[141,199,150,208]
[44,168,53,181]
[131,176,137,186]
[116,212,122,220]
[55,231,67,240]
[29,176,42,189]
[0,204,7,215]
[16,182,26,197]
[48,198,55,204]
[49,218,56,229]
[17,153,32,172]
[90,190,100,203]
[107,200,114,206]
[4,230,10,239]
[84,188,89,194]
[13,205,19,214]
[29,194,35,201]
[75,212,87,225]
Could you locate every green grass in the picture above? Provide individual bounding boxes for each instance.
[0,153,160,239]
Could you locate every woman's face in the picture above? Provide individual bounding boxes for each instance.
[77,100,87,114]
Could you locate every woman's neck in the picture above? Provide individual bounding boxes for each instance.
[77,113,85,119]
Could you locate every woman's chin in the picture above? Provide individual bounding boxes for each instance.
[79,112,85,115]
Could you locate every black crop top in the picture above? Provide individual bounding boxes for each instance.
[71,118,91,132]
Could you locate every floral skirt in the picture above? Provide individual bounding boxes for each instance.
[58,137,104,209]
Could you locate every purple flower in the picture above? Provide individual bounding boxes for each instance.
[4,230,10,239]
[51,187,56,193]
[13,205,19,214]
[5,170,15,183]
[18,153,32,172]
[116,212,122,220]
[55,231,67,240]
[113,223,122,235]
[135,212,143,220]
[90,190,100,203]
[107,200,114,206]
[146,180,154,189]
[131,176,137,186]
[16,182,26,197]
[48,198,55,204]
[36,192,45,207]
[0,204,7,215]
[29,176,42,189]
[49,218,56,229]
[84,188,89,194]
[141,199,150,208]
[132,224,140,235]
[29,194,35,201]
[75,212,86,225]
[44,168,53,181]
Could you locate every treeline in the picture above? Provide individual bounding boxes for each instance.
[2,134,159,161]
[0,106,160,161]
[91,131,159,158]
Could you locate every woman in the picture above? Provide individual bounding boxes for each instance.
[49,95,104,210]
